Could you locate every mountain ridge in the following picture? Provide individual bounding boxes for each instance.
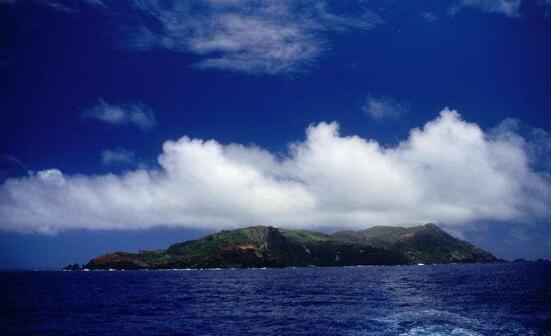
[82,224,497,270]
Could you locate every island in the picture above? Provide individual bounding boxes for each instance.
[82,223,497,270]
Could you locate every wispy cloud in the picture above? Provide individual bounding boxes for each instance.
[124,0,382,75]
[84,0,105,7]
[361,95,409,121]
[1,0,107,12]
[0,155,31,182]
[1,109,550,234]
[449,0,522,18]
[101,148,136,166]
[44,1,79,13]
[83,99,156,131]
[420,12,439,22]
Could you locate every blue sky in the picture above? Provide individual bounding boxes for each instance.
[1,0,550,267]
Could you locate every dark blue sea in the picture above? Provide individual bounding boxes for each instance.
[1,263,550,335]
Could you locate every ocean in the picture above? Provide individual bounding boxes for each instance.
[1,263,550,335]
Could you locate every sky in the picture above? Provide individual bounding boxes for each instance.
[1,0,550,268]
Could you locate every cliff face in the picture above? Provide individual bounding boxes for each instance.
[85,224,497,270]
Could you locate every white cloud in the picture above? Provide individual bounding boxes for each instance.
[125,0,381,75]
[101,148,136,166]
[1,108,550,234]
[490,118,551,173]
[450,0,522,17]
[361,95,409,121]
[83,99,156,130]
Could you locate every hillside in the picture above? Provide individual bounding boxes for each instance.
[84,224,497,269]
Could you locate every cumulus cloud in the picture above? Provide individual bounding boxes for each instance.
[124,0,381,75]
[83,99,156,130]
[101,148,136,166]
[490,118,551,173]
[361,95,409,121]
[449,0,522,17]
[1,108,550,234]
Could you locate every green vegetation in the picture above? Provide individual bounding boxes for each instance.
[279,229,330,243]
[84,223,497,270]
[167,229,249,257]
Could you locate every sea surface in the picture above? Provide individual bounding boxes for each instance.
[1,263,550,335]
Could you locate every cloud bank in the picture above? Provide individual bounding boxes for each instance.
[1,108,550,234]
[83,99,156,130]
